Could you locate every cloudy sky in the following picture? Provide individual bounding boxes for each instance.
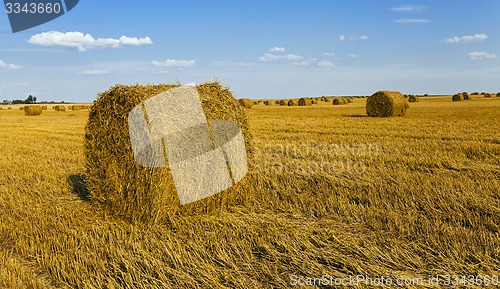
[0,1,499,102]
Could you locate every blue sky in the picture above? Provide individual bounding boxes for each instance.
[0,1,499,102]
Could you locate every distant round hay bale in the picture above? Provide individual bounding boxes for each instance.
[8,107,12,110]
[274,100,280,104]
[496,93,500,97]
[288,99,298,106]
[298,97,312,106]
[279,99,287,106]
[403,94,409,98]
[238,98,253,109]
[452,94,463,101]
[484,93,492,98]
[24,106,43,116]
[366,91,408,117]
[424,94,429,97]
[85,82,253,222]
[263,100,273,106]
[346,98,353,103]
[332,98,345,105]
[41,105,48,110]
[472,92,479,95]
[20,107,24,110]
[462,92,470,100]
[0,107,3,110]
[253,101,259,105]
[311,100,317,104]
[54,105,66,111]
[408,95,419,102]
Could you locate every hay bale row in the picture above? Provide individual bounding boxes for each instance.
[298,97,312,106]
[24,106,43,116]
[366,91,408,117]
[54,105,66,111]
[238,98,253,109]
[84,81,253,222]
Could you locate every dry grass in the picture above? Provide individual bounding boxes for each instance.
[0,96,499,288]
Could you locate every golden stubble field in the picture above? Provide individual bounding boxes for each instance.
[0,95,499,288]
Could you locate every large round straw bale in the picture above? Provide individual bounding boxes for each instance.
[452,94,463,101]
[298,97,312,106]
[54,105,66,111]
[408,95,419,102]
[84,82,254,223]
[462,92,470,100]
[288,99,298,106]
[238,98,253,109]
[366,91,409,117]
[279,99,287,106]
[24,106,42,116]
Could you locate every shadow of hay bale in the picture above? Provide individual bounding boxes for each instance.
[67,174,90,202]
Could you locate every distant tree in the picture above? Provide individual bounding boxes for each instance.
[12,99,24,104]
[25,95,36,104]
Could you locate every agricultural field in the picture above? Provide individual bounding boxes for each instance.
[0,94,499,288]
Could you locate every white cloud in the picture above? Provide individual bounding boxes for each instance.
[339,35,345,42]
[28,31,153,52]
[258,53,304,62]
[444,33,488,43]
[152,59,196,67]
[349,53,359,58]
[468,51,497,60]
[394,19,432,24]
[323,52,335,57]
[360,35,368,40]
[0,59,22,69]
[268,47,285,52]
[390,5,425,13]
[317,61,336,68]
[81,69,109,75]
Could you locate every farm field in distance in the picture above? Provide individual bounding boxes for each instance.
[0,95,499,288]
